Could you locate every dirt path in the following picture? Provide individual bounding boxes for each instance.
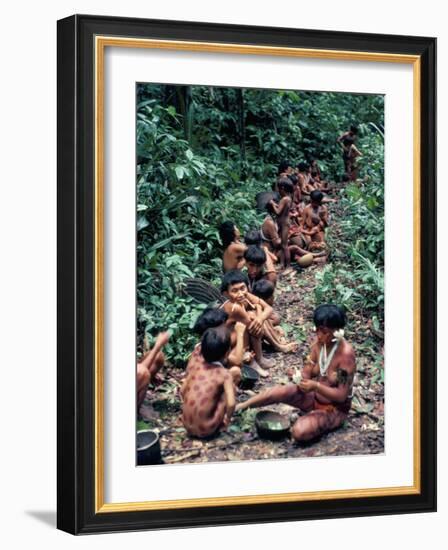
[139,211,385,464]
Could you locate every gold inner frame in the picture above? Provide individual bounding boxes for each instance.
[94,36,421,513]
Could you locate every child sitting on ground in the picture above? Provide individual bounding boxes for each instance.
[252,279,281,326]
[244,229,278,266]
[301,190,329,251]
[181,326,236,438]
[236,304,356,443]
[219,220,247,272]
[244,245,277,290]
[192,307,246,384]
[297,162,315,196]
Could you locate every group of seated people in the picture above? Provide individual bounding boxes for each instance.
[137,154,357,445]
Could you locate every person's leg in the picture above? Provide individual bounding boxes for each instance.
[229,366,241,385]
[137,364,151,409]
[250,335,274,374]
[236,384,314,412]
[262,319,298,352]
[281,225,291,268]
[148,351,165,380]
[291,409,347,442]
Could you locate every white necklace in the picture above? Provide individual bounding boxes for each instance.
[319,341,339,377]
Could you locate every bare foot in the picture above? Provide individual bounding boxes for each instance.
[281,267,295,276]
[250,359,269,378]
[258,356,275,369]
[285,342,299,352]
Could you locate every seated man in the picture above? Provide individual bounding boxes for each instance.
[137,331,170,410]
[220,269,275,376]
[219,220,247,272]
[236,305,356,443]
[244,245,277,291]
[181,326,236,438]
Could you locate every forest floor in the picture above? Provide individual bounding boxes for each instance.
[138,199,385,465]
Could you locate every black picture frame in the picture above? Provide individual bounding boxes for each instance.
[57,14,436,535]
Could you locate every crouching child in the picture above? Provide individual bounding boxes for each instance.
[181,326,236,438]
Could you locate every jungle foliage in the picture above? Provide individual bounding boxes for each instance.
[136,84,384,365]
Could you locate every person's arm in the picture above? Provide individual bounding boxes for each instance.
[138,331,170,370]
[265,222,282,250]
[302,344,319,379]
[227,322,246,366]
[227,303,252,326]
[264,252,277,286]
[269,197,288,216]
[245,294,273,336]
[300,352,356,402]
[230,242,247,255]
[222,375,236,427]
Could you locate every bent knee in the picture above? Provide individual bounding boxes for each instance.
[291,420,320,442]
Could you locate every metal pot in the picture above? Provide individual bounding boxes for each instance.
[240,365,259,390]
[255,410,290,440]
[137,429,162,465]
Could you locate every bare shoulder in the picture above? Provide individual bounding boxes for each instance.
[309,340,320,359]
[229,241,247,253]
[339,340,356,371]
[246,292,260,303]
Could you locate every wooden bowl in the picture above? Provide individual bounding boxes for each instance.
[137,429,162,465]
[255,410,290,440]
[240,365,259,390]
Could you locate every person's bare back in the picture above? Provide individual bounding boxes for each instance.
[223,241,247,272]
[219,221,247,272]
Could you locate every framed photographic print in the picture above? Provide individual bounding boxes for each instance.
[57,14,436,534]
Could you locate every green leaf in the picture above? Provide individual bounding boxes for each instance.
[175,166,185,180]
[137,216,149,232]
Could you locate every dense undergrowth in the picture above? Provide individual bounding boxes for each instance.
[136,84,384,365]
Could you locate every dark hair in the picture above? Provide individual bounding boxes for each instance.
[193,307,228,335]
[341,173,350,182]
[220,269,249,292]
[252,279,275,301]
[278,160,292,174]
[350,125,358,134]
[244,245,266,266]
[311,169,319,178]
[310,190,324,204]
[313,304,346,329]
[219,221,236,248]
[201,326,231,363]
[297,162,308,172]
[278,178,294,195]
[244,229,262,246]
[288,174,298,185]
[343,136,355,146]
